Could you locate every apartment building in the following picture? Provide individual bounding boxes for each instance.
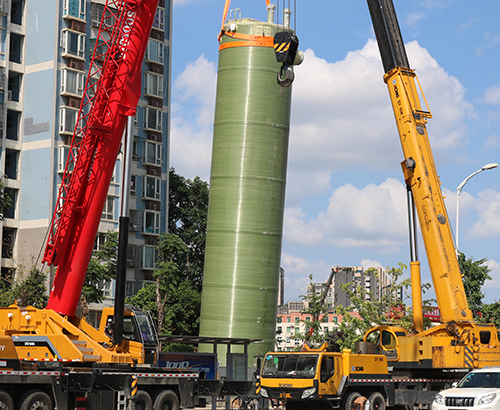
[0,0,171,318]
[275,266,389,350]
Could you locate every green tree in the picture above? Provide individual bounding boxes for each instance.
[458,252,491,320]
[127,233,201,341]
[0,180,13,221]
[154,233,201,336]
[0,269,14,307]
[14,268,48,308]
[0,267,48,308]
[168,169,209,290]
[298,275,330,346]
[329,264,413,352]
[83,231,118,304]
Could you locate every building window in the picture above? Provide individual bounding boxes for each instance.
[287,316,291,323]
[144,106,162,131]
[102,279,113,298]
[93,232,107,251]
[102,196,115,220]
[145,39,164,64]
[60,30,85,59]
[63,0,86,20]
[142,245,157,269]
[142,210,160,235]
[294,317,300,324]
[142,176,161,200]
[59,106,78,134]
[277,316,282,323]
[61,68,84,97]
[152,7,165,31]
[125,281,134,297]
[144,72,164,98]
[130,175,136,196]
[58,145,77,173]
[132,139,139,162]
[144,141,162,166]
[90,2,116,28]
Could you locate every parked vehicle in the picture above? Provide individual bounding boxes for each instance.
[433,367,500,410]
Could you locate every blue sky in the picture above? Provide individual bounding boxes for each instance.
[169,0,500,305]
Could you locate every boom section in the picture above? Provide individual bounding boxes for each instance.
[43,0,159,317]
[367,0,472,323]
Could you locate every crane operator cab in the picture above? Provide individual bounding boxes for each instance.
[363,326,408,361]
[100,305,159,365]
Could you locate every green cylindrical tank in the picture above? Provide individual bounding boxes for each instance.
[199,7,298,366]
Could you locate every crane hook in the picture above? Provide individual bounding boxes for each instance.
[278,64,294,87]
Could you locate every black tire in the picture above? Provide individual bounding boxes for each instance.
[19,391,53,410]
[153,390,179,410]
[368,392,386,410]
[132,390,153,410]
[0,391,13,410]
[343,392,362,410]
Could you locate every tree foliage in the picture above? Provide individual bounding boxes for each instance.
[298,264,415,352]
[168,169,209,290]
[126,233,201,339]
[0,267,48,308]
[0,180,13,222]
[458,252,491,320]
[83,231,118,304]
[298,274,330,345]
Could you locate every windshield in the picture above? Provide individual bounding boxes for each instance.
[262,354,318,379]
[457,372,500,388]
[135,311,156,344]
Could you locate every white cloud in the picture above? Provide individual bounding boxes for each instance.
[406,13,426,29]
[484,85,500,105]
[169,55,217,181]
[405,41,473,150]
[286,39,472,205]
[284,178,407,251]
[360,259,384,270]
[281,253,331,301]
[468,189,500,238]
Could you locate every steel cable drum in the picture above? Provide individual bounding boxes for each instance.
[199,13,295,365]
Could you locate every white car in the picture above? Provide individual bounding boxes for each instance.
[433,367,500,410]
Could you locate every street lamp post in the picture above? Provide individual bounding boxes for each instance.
[455,163,498,253]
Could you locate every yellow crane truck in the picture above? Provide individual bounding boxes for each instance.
[260,0,500,409]
[259,343,459,410]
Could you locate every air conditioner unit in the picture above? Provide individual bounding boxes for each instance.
[68,97,80,108]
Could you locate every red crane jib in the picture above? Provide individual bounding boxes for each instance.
[43,0,159,317]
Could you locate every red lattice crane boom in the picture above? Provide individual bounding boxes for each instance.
[43,0,159,318]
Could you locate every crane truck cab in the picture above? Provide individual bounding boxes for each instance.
[363,325,408,361]
[259,345,390,410]
[100,306,159,365]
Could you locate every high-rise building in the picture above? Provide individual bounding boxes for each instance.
[0,0,171,319]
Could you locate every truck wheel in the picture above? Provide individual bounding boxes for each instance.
[368,392,386,410]
[132,391,153,410]
[343,392,361,410]
[153,390,179,410]
[19,391,53,410]
[0,390,14,410]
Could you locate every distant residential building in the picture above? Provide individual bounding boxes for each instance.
[275,311,342,351]
[274,266,391,350]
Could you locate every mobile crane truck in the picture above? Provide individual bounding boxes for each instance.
[0,1,203,410]
[259,1,500,409]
